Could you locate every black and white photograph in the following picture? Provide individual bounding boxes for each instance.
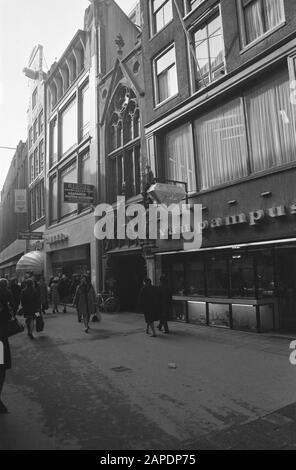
[0,0,296,455]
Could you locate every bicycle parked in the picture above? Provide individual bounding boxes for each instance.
[97,290,120,313]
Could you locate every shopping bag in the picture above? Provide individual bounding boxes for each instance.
[35,313,45,332]
[7,318,25,337]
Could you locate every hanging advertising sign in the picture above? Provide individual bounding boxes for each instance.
[18,231,44,241]
[15,189,27,213]
[64,183,95,204]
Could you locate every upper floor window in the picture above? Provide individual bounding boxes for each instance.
[185,0,204,14]
[49,118,58,167]
[32,88,37,109]
[61,98,77,155]
[29,127,33,149]
[107,85,141,202]
[38,110,44,135]
[238,0,285,46]
[151,0,173,35]
[33,119,38,143]
[80,83,90,140]
[154,44,178,105]
[192,12,225,90]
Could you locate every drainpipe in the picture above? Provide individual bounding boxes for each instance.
[94,0,103,292]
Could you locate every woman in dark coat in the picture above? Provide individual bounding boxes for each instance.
[73,276,97,333]
[9,278,21,314]
[138,278,159,337]
[58,275,70,313]
[21,279,39,339]
[157,275,172,334]
[0,278,13,413]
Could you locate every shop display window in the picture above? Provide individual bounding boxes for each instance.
[188,301,207,325]
[256,250,275,298]
[171,300,187,322]
[206,255,229,297]
[230,253,255,298]
[209,303,230,328]
[171,263,185,296]
[232,304,257,332]
[186,259,205,296]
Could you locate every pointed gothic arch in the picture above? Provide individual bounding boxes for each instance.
[106,83,141,202]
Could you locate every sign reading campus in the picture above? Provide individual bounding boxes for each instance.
[64,183,95,205]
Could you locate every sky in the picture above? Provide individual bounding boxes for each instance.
[0,0,137,191]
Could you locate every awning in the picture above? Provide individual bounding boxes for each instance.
[16,251,44,274]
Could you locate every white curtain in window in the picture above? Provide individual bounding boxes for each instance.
[245,70,296,173]
[244,0,264,43]
[165,123,196,192]
[194,99,248,190]
[264,0,283,30]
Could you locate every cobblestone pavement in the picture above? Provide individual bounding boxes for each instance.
[0,310,295,450]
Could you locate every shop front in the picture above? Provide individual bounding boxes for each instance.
[103,245,147,312]
[152,168,296,334]
[160,245,280,333]
[49,244,91,278]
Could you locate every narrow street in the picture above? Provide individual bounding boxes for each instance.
[0,310,296,450]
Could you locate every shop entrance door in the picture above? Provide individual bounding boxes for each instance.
[108,254,146,312]
[276,248,296,332]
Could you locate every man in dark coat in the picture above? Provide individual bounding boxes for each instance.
[58,275,70,313]
[0,278,13,413]
[157,275,172,334]
[138,278,159,337]
[20,279,39,339]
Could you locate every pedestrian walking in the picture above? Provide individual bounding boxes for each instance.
[9,278,21,315]
[0,278,13,413]
[157,275,172,334]
[21,279,39,339]
[50,278,60,314]
[73,276,97,333]
[58,275,70,313]
[138,278,159,337]
[37,277,49,314]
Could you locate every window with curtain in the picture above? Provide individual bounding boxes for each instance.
[245,69,296,173]
[193,12,225,89]
[34,148,39,179]
[61,99,77,155]
[194,98,249,190]
[154,45,178,104]
[164,123,196,192]
[39,140,44,173]
[50,118,58,167]
[50,176,58,223]
[151,0,173,35]
[80,83,90,139]
[60,161,77,218]
[240,0,285,45]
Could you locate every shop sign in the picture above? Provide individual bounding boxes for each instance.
[200,204,296,231]
[18,231,44,240]
[30,240,44,251]
[48,233,69,246]
[147,183,186,205]
[15,190,27,213]
[64,183,95,204]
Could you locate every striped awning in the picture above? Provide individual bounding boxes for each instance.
[16,251,44,274]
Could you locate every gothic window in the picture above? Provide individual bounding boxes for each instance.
[107,85,141,203]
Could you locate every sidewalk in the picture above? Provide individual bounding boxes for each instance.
[1,309,296,450]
